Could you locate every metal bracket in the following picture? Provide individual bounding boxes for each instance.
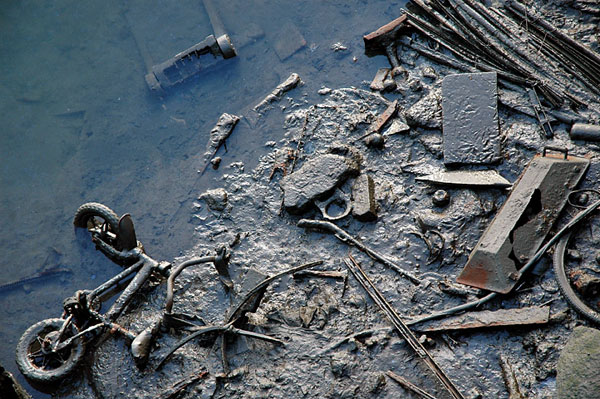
[314,189,352,221]
[457,152,590,293]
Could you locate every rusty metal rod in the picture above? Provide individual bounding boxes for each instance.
[298,219,420,285]
[344,256,465,399]
[386,371,438,399]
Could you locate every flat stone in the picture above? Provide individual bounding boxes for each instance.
[405,88,442,129]
[557,326,600,399]
[273,22,306,61]
[442,72,500,165]
[351,174,377,222]
[281,152,360,213]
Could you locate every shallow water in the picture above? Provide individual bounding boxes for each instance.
[0,0,404,396]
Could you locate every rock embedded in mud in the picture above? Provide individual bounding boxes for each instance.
[557,326,600,399]
[280,152,360,213]
[405,88,442,129]
[351,173,377,222]
[199,188,228,211]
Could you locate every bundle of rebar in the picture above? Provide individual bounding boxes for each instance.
[403,0,600,109]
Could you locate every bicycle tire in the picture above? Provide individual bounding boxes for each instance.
[16,318,87,384]
[553,231,600,324]
[73,202,119,232]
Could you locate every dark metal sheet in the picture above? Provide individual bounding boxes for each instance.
[457,152,590,293]
[442,72,501,165]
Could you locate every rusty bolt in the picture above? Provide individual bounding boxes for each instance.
[432,189,450,207]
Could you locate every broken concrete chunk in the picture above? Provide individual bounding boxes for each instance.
[416,170,511,188]
[199,188,228,211]
[370,68,390,91]
[254,73,302,113]
[442,72,500,165]
[281,152,360,213]
[412,306,550,332]
[273,22,306,61]
[352,174,377,222]
[405,88,442,129]
[557,326,600,399]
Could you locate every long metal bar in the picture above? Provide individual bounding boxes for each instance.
[90,259,144,299]
[344,256,465,399]
[106,255,157,321]
[297,219,420,285]
[165,256,216,314]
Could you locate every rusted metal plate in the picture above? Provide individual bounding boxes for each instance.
[413,306,550,332]
[457,151,590,293]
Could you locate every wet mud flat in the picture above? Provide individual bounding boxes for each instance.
[21,1,600,398]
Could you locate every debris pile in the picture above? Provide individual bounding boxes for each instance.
[22,1,600,399]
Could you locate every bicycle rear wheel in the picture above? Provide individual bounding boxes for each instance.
[16,318,87,384]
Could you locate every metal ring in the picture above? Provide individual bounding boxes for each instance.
[314,189,352,221]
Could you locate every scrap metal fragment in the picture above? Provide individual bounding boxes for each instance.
[352,174,377,222]
[363,14,409,68]
[145,35,233,92]
[354,100,398,143]
[442,72,501,165]
[386,371,437,399]
[201,113,240,174]
[370,68,391,91]
[416,170,511,188]
[298,219,420,284]
[457,150,590,293]
[254,73,302,113]
[528,87,553,138]
[570,123,600,141]
[314,188,352,221]
[412,306,550,332]
[293,270,347,280]
[344,256,465,399]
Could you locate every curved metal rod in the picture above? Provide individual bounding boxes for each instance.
[156,324,230,369]
[226,260,323,323]
[165,256,216,314]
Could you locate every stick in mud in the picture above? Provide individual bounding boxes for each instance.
[344,256,465,399]
[386,371,437,399]
[298,219,420,285]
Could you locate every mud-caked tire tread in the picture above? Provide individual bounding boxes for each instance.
[73,202,119,233]
[16,318,86,384]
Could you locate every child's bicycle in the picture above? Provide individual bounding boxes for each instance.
[15,202,227,384]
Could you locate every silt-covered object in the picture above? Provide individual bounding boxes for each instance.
[457,150,590,293]
[442,72,501,165]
